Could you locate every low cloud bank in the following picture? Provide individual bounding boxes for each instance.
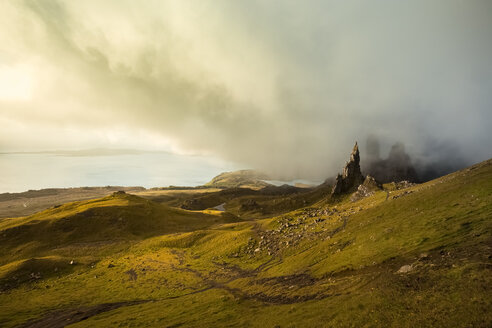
[1,1,491,181]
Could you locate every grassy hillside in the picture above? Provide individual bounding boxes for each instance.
[0,160,491,327]
[0,192,238,290]
[0,186,146,219]
[178,183,332,219]
[203,169,271,189]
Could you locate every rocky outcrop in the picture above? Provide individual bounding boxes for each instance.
[350,175,382,201]
[240,199,260,212]
[332,142,365,195]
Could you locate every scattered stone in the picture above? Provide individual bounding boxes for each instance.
[30,272,42,280]
[395,180,416,189]
[387,180,417,191]
[107,263,115,268]
[391,190,414,199]
[70,260,76,265]
[397,264,413,274]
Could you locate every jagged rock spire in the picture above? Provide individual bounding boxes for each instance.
[350,142,360,163]
[332,142,365,195]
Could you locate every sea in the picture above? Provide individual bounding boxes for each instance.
[0,151,242,193]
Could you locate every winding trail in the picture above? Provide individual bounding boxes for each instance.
[17,301,150,328]
[18,220,348,327]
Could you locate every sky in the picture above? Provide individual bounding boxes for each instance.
[1,0,491,181]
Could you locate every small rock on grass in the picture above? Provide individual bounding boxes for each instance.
[397,264,413,274]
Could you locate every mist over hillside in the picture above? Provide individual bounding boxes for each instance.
[361,136,469,183]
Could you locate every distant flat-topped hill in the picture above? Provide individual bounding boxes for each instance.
[203,169,272,189]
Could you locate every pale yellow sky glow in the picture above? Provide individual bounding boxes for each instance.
[0,65,33,101]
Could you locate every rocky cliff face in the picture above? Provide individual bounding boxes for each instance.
[332,142,365,195]
[364,141,419,183]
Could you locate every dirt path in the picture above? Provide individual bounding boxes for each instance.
[18,219,346,326]
[17,300,149,328]
[169,248,337,305]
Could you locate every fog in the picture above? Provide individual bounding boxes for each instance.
[1,0,491,182]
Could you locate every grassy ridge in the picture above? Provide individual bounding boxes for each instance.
[0,160,491,327]
[203,169,271,189]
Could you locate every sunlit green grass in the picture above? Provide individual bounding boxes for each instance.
[0,160,490,327]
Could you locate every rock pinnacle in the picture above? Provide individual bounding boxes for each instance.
[332,142,365,195]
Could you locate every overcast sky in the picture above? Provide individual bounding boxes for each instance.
[1,0,491,179]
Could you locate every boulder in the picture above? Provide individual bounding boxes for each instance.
[397,264,413,274]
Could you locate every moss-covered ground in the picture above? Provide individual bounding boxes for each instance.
[0,160,491,327]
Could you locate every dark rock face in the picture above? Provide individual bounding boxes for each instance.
[240,199,260,211]
[364,141,419,183]
[332,143,365,195]
[181,198,208,210]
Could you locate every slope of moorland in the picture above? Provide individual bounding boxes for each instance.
[203,169,271,189]
[0,186,146,219]
[0,192,238,290]
[0,160,491,327]
[0,168,276,219]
